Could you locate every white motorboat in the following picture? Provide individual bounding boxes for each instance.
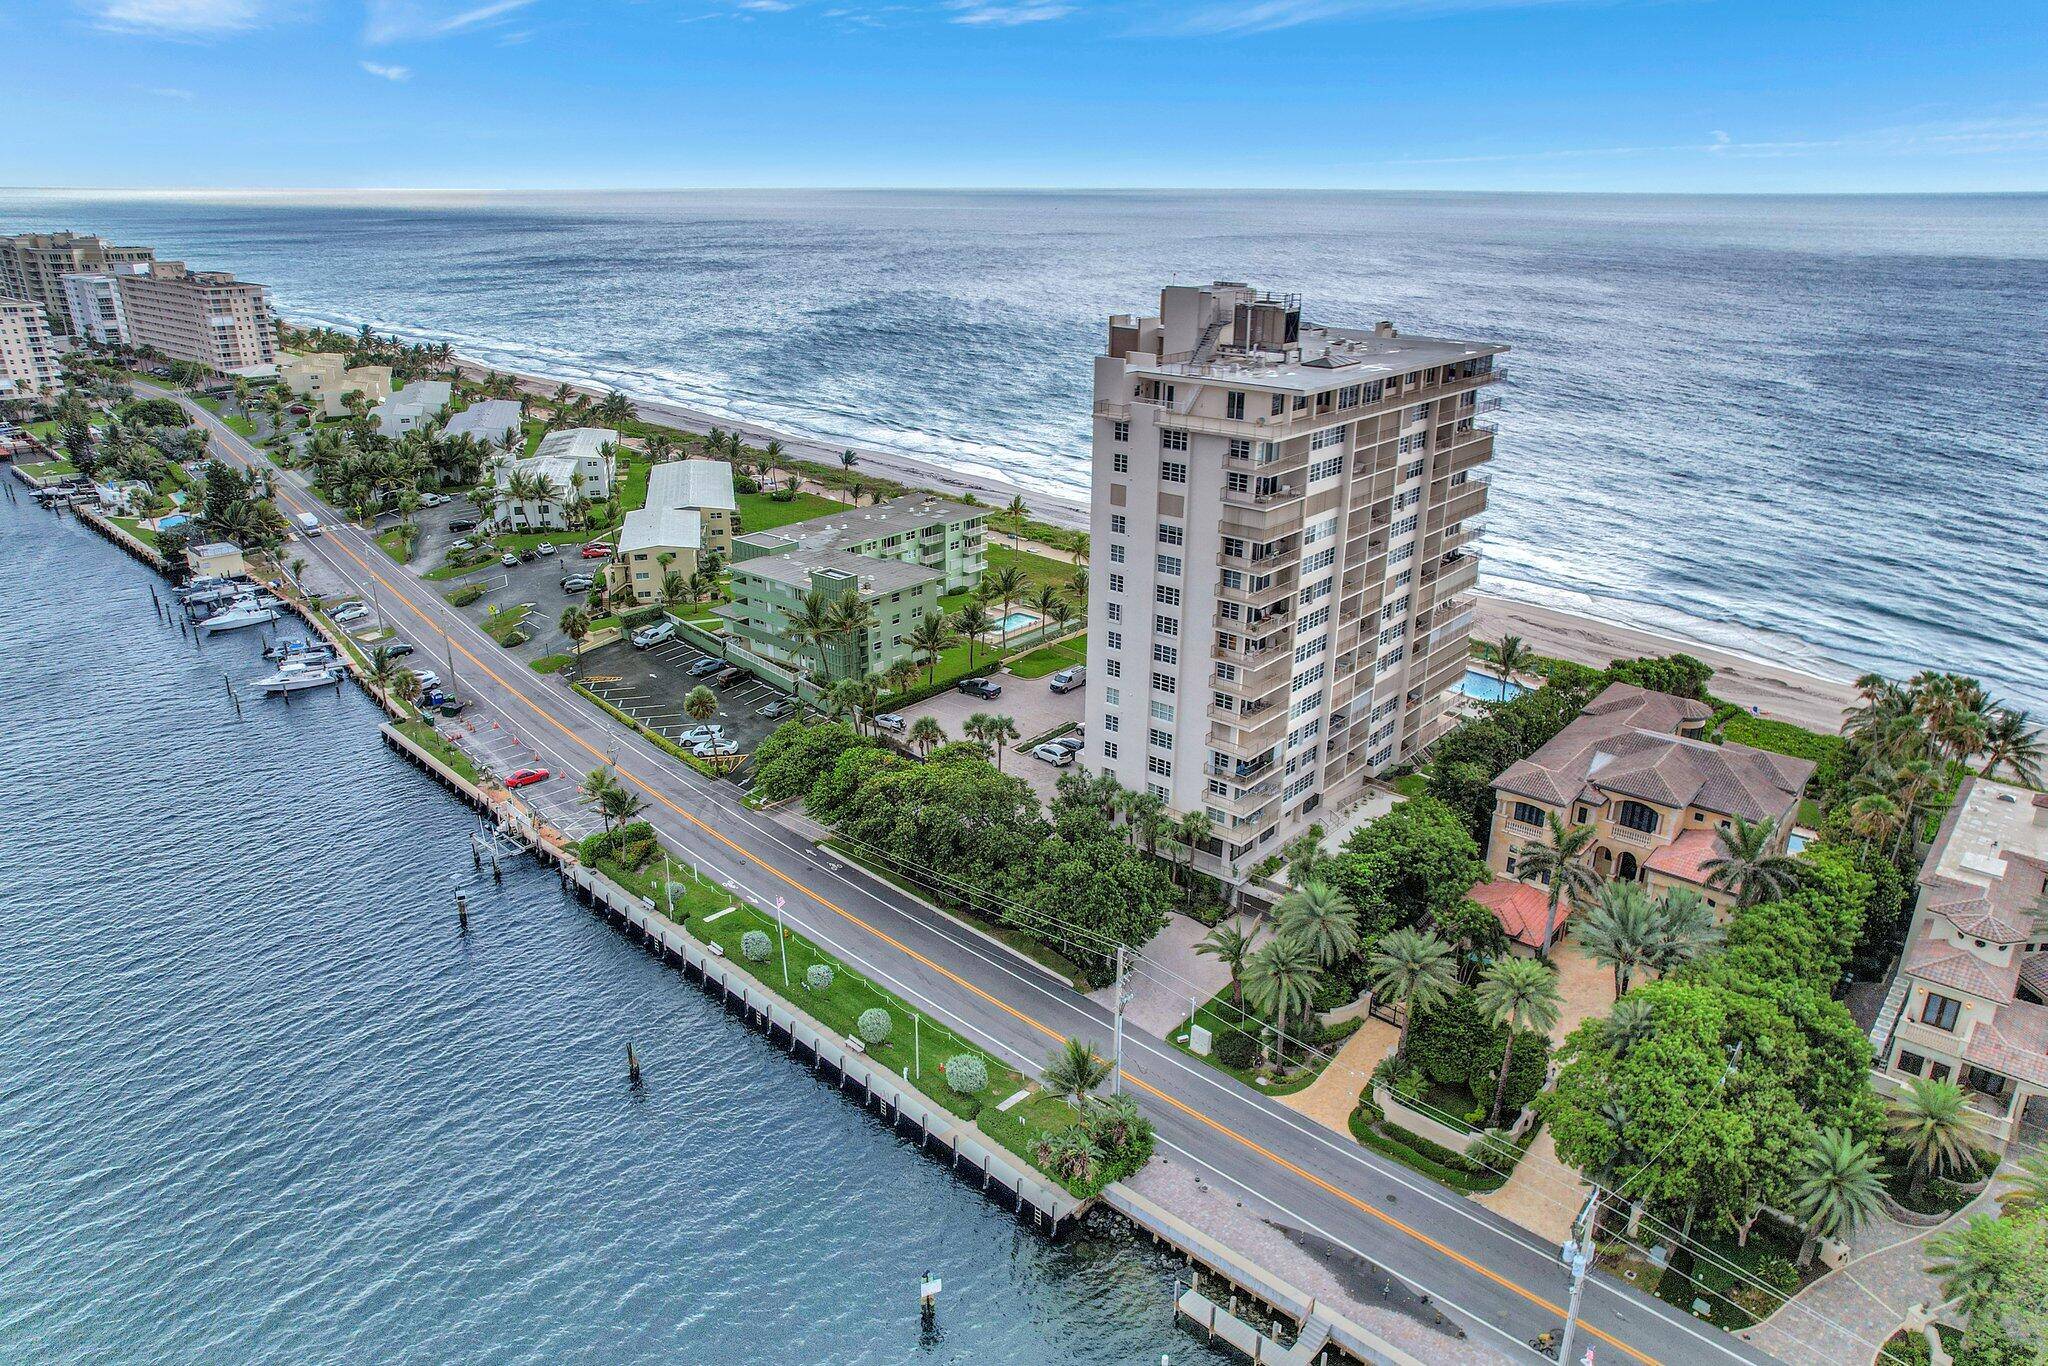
[263,637,333,663]
[201,601,283,634]
[256,659,343,694]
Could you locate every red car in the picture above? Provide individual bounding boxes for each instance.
[580,542,613,559]
[505,767,549,788]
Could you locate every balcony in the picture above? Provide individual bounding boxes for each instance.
[1210,748,1277,783]
[1216,595,1290,630]
[1216,566,1297,611]
[1209,706,1287,757]
[1093,400,1131,420]
[1214,649,1291,697]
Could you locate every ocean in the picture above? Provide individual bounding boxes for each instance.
[0,489,1227,1364]
[4,188,2044,707]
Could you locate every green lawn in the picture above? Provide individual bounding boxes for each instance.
[658,863,1028,1122]
[395,718,481,785]
[192,394,257,438]
[1392,772,1430,799]
[17,459,76,480]
[1168,987,1359,1098]
[109,515,160,548]
[735,488,843,533]
[985,544,1086,601]
[482,603,532,646]
[1006,633,1087,679]
[531,653,574,674]
[374,527,412,563]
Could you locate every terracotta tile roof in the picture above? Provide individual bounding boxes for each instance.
[1922,854,2048,944]
[1471,879,1563,950]
[1964,1000,2048,1090]
[1492,683,1814,823]
[1645,828,1722,886]
[1903,927,2022,1003]
[2018,953,2048,1002]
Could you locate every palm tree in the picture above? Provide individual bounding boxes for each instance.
[1242,935,1323,1072]
[1845,792,1904,859]
[1042,1036,1111,1109]
[1517,813,1601,958]
[1646,887,1721,975]
[840,447,858,472]
[1276,880,1360,967]
[907,610,955,684]
[1170,811,1213,910]
[954,600,993,669]
[1196,921,1260,1011]
[826,593,877,677]
[791,588,840,685]
[1999,1149,2048,1216]
[684,685,718,725]
[906,716,945,757]
[1033,1126,1104,1187]
[1480,632,1533,689]
[580,767,635,831]
[1577,881,1659,999]
[660,569,690,614]
[1980,708,2044,785]
[1601,995,1655,1056]
[981,565,1028,639]
[1888,1077,1978,1196]
[1701,815,1801,908]
[982,713,1021,770]
[559,606,590,675]
[883,657,919,698]
[1365,928,1459,1065]
[1924,1214,2014,1329]
[1789,1127,1885,1267]
[1004,494,1028,548]
[597,782,645,829]
[367,644,409,699]
[1474,957,1562,1126]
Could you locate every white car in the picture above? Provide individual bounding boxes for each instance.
[874,713,906,732]
[536,542,558,557]
[420,492,449,507]
[330,603,369,624]
[501,552,520,568]
[631,620,676,649]
[678,724,725,746]
[1032,742,1076,766]
[693,738,740,758]
[412,670,441,691]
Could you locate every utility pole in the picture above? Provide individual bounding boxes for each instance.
[773,895,790,988]
[1112,944,1131,1096]
[1556,1186,1600,1365]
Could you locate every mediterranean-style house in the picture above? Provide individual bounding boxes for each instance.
[1469,682,1815,950]
[1871,776,2048,1150]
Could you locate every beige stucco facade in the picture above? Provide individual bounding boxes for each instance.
[0,296,61,397]
[279,351,393,418]
[116,262,278,376]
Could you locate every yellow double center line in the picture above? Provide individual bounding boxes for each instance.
[250,430,1656,1366]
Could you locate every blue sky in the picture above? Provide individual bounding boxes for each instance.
[3,0,2044,190]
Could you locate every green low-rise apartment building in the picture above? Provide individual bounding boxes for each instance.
[731,495,987,593]
[719,549,943,681]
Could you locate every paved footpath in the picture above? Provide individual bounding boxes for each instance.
[164,385,1788,1366]
[1742,1174,2013,1366]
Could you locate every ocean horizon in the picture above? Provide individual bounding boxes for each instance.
[5,187,2043,707]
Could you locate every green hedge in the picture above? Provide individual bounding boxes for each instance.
[572,684,725,780]
[1346,1097,1511,1193]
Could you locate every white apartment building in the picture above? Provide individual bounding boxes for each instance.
[0,296,62,398]
[1085,282,1505,881]
[0,232,154,335]
[59,270,145,345]
[494,427,617,530]
[115,262,278,375]
[373,379,454,438]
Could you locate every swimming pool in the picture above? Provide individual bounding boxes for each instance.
[1456,667,1528,702]
[992,611,1040,633]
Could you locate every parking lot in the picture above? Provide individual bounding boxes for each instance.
[434,712,604,841]
[889,665,1085,803]
[573,636,792,775]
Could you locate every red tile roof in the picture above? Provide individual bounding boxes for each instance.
[1471,879,1563,950]
[1645,828,1722,886]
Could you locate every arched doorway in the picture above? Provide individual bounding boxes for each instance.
[1593,846,1615,877]
[1617,851,1640,882]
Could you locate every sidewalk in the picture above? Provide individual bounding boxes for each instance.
[1741,1172,2014,1366]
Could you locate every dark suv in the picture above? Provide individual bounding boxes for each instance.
[956,677,1003,699]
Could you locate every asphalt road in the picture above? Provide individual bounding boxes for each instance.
[162,386,1792,1366]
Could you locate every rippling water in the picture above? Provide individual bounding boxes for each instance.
[2,189,2044,705]
[0,491,1225,1363]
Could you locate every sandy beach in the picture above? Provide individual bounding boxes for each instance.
[451,353,1857,734]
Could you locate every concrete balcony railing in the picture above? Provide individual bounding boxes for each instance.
[1093,400,1131,420]
[1209,707,1288,758]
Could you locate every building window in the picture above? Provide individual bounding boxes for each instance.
[1227,471,1249,493]
[1112,452,1129,474]
[1310,426,1345,451]
[1150,700,1175,722]
[1103,741,1119,760]
[1156,554,1181,577]
[1150,728,1172,749]
[1392,514,1419,537]
[1896,1049,1927,1076]
[1112,420,1129,442]
[1161,459,1187,484]
[1153,672,1176,695]
[1106,630,1122,650]
[1161,429,1189,451]
[1271,394,1286,416]
[1104,688,1120,706]
[1104,658,1121,678]
[1148,755,1173,778]
[1110,545,1125,564]
[1920,993,1961,1031]
[1226,390,1245,419]
[1512,801,1545,827]
[1154,614,1178,637]
[1108,572,1125,594]
[1107,602,1122,622]
[1110,514,1128,535]
[1153,643,1178,665]
[1103,714,1119,732]
[1615,800,1660,834]
[1155,584,1180,606]
[1309,455,1344,482]
[1228,438,1252,459]
[1158,522,1184,546]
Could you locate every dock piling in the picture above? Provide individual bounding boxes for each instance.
[456,892,469,933]
[223,675,242,720]
[626,1041,642,1085]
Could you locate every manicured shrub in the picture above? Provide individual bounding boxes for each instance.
[740,929,772,962]
[1214,1028,1260,1071]
[805,963,834,992]
[857,1007,894,1045]
[943,1054,988,1095]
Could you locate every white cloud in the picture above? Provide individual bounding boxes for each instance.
[946,0,1072,23]
[1371,113,2048,168]
[86,0,272,36]
[737,0,794,9]
[363,0,537,43]
[360,60,413,78]
[1173,0,1580,36]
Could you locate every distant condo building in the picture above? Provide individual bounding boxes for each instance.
[1085,282,1505,882]
[0,296,62,397]
[0,231,154,335]
[278,350,393,418]
[114,261,279,376]
[60,269,145,345]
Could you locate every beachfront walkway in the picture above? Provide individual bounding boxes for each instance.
[1741,1173,2014,1366]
